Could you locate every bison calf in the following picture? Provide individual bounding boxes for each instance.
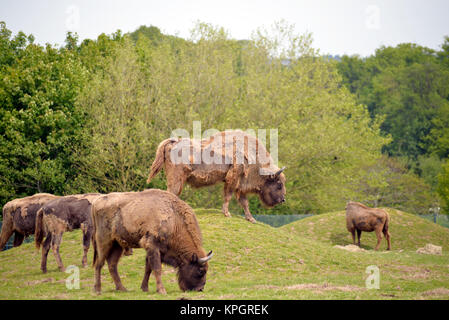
[346,201,391,251]
[92,189,213,295]
[35,193,101,273]
[1,193,59,251]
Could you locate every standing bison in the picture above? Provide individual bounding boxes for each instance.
[34,193,102,273]
[346,201,391,251]
[147,130,286,223]
[1,193,59,250]
[92,189,213,294]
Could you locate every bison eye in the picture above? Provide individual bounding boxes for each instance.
[277,184,282,190]
[197,269,205,278]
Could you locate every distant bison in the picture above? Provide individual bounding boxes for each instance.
[147,130,286,223]
[345,201,391,251]
[0,193,59,251]
[92,189,213,294]
[35,193,102,273]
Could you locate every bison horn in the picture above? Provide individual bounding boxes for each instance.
[275,166,286,176]
[198,250,213,264]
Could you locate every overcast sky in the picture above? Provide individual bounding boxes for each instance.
[1,0,448,56]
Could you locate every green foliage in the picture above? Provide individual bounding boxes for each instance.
[0,22,88,205]
[338,43,449,160]
[1,20,444,217]
[438,159,449,213]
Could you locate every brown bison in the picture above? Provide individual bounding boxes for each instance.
[147,130,286,223]
[0,193,59,250]
[91,189,213,294]
[35,193,102,273]
[346,201,391,251]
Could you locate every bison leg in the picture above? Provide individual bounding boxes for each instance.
[141,255,152,292]
[237,194,256,223]
[51,232,65,272]
[0,217,14,250]
[350,229,356,245]
[81,227,92,268]
[145,247,166,294]
[374,228,383,251]
[94,242,111,295]
[107,241,126,292]
[221,183,233,218]
[13,232,25,247]
[40,234,52,273]
[383,229,391,251]
[356,229,362,247]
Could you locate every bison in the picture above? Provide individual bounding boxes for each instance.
[35,193,102,273]
[147,130,286,223]
[346,201,391,251]
[0,193,59,251]
[91,189,213,294]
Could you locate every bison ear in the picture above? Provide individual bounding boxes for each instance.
[191,253,198,264]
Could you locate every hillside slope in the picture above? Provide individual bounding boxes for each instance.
[280,208,449,252]
[0,209,448,300]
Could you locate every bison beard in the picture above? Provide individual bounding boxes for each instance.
[91,189,213,294]
[147,130,286,223]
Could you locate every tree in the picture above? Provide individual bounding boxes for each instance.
[0,24,88,207]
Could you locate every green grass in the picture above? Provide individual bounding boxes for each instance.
[0,208,448,300]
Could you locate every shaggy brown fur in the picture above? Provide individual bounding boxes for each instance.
[0,193,59,250]
[345,201,391,251]
[35,193,102,273]
[147,130,286,223]
[91,189,213,294]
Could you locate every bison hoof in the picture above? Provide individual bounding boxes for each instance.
[116,286,127,292]
[157,288,167,295]
[246,217,256,223]
[41,268,47,274]
[141,286,149,292]
[223,212,231,218]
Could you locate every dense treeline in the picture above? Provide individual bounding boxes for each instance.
[0,21,447,216]
[337,39,449,213]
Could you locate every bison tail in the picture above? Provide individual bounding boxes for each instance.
[34,208,45,250]
[383,212,390,233]
[147,138,176,184]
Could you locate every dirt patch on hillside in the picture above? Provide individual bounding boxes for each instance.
[256,283,364,293]
[421,288,449,297]
[334,244,365,252]
[416,244,442,255]
[25,278,55,286]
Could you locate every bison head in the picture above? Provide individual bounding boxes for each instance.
[178,251,213,292]
[258,167,286,207]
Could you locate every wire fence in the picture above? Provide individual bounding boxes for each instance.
[251,214,314,227]
[251,213,449,228]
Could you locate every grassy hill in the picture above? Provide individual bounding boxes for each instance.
[0,208,448,300]
[280,208,449,252]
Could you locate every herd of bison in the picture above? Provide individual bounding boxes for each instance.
[0,131,391,295]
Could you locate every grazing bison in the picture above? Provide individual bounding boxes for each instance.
[147,130,286,223]
[92,189,213,294]
[345,201,391,251]
[0,193,59,251]
[35,193,102,273]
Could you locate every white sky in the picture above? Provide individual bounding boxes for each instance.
[1,0,448,56]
